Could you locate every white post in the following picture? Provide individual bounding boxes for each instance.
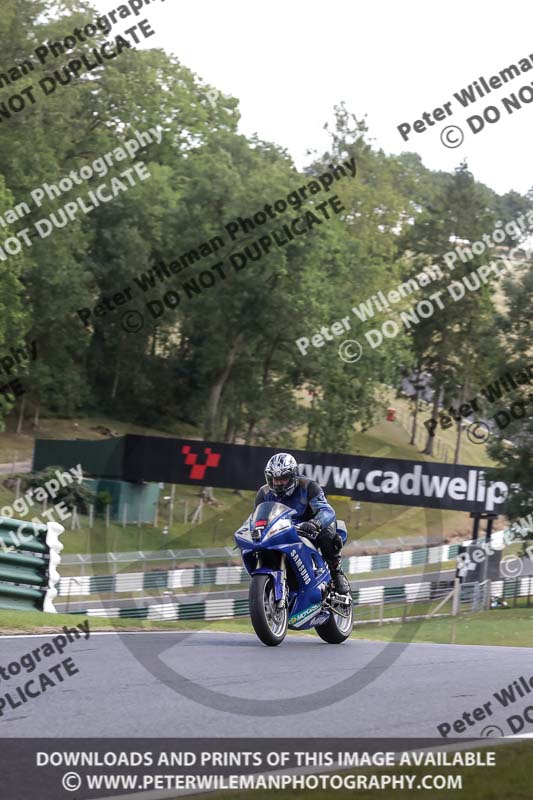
[485,579,492,611]
[452,577,461,616]
[89,504,94,529]
[169,484,176,529]
[122,503,127,528]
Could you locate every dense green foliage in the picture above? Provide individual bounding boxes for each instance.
[0,0,531,520]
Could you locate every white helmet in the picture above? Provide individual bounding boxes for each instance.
[265,452,299,498]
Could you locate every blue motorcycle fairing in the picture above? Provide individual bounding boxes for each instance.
[234,501,338,630]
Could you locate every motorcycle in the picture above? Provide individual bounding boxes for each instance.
[234,500,353,646]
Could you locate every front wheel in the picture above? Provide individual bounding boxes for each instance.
[249,574,287,646]
[315,599,354,643]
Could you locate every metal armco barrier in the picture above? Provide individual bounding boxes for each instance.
[59,537,499,598]
[69,576,524,623]
[70,580,456,621]
[0,517,64,612]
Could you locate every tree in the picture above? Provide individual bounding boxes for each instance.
[397,163,504,461]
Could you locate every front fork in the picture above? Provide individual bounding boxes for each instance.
[255,552,288,609]
[276,554,288,610]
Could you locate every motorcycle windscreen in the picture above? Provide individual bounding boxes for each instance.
[251,501,295,531]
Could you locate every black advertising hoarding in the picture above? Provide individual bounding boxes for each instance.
[33,437,125,478]
[122,435,509,514]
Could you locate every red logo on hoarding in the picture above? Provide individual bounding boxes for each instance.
[181,445,221,480]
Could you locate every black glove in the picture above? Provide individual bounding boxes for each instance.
[298,520,321,540]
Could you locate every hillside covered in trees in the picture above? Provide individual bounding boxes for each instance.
[0,0,532,518]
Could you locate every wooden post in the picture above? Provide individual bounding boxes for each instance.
[105,505,110,529]
[122,503,127,528]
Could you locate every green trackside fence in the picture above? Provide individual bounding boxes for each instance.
[69,577,527,623]
[57,541,466,599]
[0,517,64,613]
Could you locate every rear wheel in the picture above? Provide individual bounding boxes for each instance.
[314,597,354,643]
[249,574,288,646]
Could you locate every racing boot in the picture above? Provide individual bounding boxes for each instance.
[327,557,351,596]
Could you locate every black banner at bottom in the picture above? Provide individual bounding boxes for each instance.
[0,737,515,799]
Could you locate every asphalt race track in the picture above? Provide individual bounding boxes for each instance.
[1,631,532,739]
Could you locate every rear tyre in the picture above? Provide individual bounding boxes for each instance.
[249,574,288,646]
[314,598,354,643]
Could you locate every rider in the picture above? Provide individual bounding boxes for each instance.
[255,452,350,595]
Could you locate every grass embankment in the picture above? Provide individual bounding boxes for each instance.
[353,607,533,648]
[2,607,533,647]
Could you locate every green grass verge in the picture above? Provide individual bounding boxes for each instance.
[0,608,256,634]
[2,607,533,648]
[352,607,533,647]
